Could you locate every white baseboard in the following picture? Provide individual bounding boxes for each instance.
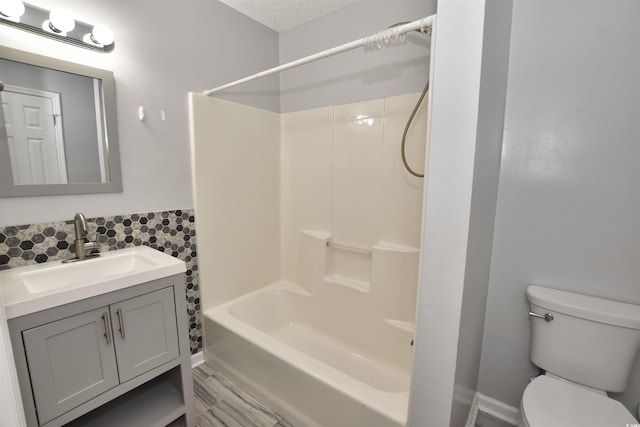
[465,393,479,427]
[477,393,519,426]
[191,351,204,368]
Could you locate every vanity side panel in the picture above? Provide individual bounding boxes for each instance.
[173,275,196,427]
[8,317,39,426]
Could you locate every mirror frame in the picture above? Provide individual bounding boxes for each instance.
[0,46,122,197]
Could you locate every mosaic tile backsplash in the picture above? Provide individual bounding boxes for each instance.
[0,209,201,354]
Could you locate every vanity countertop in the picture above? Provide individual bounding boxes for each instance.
[0,246,185,319]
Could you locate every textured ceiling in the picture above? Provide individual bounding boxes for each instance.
[217,0,363,32]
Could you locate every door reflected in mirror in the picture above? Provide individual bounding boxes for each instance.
[2,59,108,185]
[0,46,122,197]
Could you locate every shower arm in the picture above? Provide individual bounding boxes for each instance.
[202,15,435,96]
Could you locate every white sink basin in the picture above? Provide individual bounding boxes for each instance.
[0,246,185,319]
[19,250,158,294]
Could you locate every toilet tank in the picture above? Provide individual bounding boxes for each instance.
[527,285,640,393]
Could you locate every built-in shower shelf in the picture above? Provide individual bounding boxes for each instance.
[374,243,420,253]
[383,319,416,333]
[326,240,372,255]
[325,274,370,292]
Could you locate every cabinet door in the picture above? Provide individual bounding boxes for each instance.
[22,307,119,425]
[110,286,179,382]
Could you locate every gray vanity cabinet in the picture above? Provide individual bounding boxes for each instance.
[9,275,195,427]
[22,287,179,424]
[22,307,120,424]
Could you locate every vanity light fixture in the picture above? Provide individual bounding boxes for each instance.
[0,1,114,53]
[0,0,25,22]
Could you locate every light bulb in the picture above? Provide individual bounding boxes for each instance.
[44,10,75,35]
[90,24,114,46]
[0,0,25,21]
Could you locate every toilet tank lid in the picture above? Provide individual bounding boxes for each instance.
[527,286,640,329]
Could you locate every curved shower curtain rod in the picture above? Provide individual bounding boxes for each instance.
[202,14,436,96]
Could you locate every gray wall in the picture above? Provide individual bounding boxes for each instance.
[450,0,512,425]
[278,0,435,113]
[478,0,640,413]
[0,0,279,225]
[0,59,101,183]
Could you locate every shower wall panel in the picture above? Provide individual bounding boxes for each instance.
[281,93,427,295]
[190,94,281,311]
[280,107,333,282]
[332,99,385,249]
[379,94,428,248]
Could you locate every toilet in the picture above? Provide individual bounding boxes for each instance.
[520,285,640,427]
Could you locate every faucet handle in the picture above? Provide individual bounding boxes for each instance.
[85,240,100,249]
[84,240,101,256]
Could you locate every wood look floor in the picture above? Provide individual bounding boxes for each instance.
[169,364,295,427]
[170,364,511,427]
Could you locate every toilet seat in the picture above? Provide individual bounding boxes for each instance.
[521,375,637,427]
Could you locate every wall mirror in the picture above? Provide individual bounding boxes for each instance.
[0,46,122,197]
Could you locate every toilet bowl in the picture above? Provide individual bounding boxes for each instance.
[519,375,637,427]
[521,285,640,427]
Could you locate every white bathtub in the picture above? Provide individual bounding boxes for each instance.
[204,281,415,427]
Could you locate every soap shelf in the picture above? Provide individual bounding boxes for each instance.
[326,240,372,255]
[325,274,370,292]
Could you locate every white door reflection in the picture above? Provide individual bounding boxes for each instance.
[3,85,67,185]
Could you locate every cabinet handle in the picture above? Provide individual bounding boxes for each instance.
[116,308,125,339]
[102,313,112,345]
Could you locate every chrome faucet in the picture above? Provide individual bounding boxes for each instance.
[63,212,100,263]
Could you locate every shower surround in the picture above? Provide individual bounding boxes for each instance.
[190,92,427,426]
